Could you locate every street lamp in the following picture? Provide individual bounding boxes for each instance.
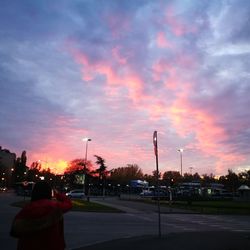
[82,137,91,199]
[178,148,184,176]
[82,138,91,164]
[153,131,161,238]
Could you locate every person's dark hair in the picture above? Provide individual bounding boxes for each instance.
[31,181,52,201]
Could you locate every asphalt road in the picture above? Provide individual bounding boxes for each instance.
[1,192,250,250]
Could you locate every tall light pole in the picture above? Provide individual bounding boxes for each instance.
[83,138,91,164]
[82,138,91,199]
[178,148,183,176]
[153,131,161,238]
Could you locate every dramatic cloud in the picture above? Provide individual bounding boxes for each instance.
[0,0,250,175]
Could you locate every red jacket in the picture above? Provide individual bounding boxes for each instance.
[10,193,72,250]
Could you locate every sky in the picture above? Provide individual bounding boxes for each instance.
[1,0,250,176]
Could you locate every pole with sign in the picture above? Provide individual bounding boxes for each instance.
[153,131,162,238]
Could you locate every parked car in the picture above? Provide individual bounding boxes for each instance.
[151,190,169,200]
[65,189,85,199]
[0,186,7,192]
[140,189,169,199]
[140,190,153,197]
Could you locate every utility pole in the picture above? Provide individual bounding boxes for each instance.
[153,131,161,238]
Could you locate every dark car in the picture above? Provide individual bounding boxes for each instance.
[65,189,85,199]
[0,186,7,192]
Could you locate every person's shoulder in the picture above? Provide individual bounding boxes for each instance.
[29,199,53,208]
[20,199,58,217]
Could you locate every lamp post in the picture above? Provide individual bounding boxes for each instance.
[178,148,183,176]
[83,138,91,164]
[82,138,91,200]
[153,131,161,238]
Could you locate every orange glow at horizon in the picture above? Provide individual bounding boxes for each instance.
[39,160,68,174]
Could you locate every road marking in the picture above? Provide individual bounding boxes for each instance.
[126,213,155,222]
[126,212,250,234]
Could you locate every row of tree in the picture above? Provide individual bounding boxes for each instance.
[9,151,250,193]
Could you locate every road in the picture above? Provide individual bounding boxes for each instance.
[0,191,20,250]
[1,192,250,250]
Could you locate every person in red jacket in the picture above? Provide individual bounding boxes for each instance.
[10,181,72,250]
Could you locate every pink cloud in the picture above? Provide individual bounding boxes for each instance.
[152,59,177,87]
[112,46,127,65]
[165,6,197,36]
[66,43,246,176]
[69,47,147,103]
[152,51,198,91]
[156,32,172,48]
[176,53,198,69]
[148,102,167,120]
[168,92,245,174]
[103,13,131,39]
[151,51,246,175]
[106,147,151,166]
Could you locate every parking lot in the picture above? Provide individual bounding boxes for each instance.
[1,192,250,250]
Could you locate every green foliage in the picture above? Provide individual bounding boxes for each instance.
[14,156,28,182]
[110,164,143,185]
[6,146,250,194]
[65,159,93,174]
[162,171,182,186]
[94,155,107,179]
[21,151,27,166]
[171,200,250,214]
[219,169,240,192]
[143,174,155,185]
[71,199,122,212]
[201,173,216,185]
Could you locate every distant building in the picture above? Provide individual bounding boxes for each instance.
[0,146,16,187]
[130,180,149,188]
[238,185,250,201]
[178,182,201,195]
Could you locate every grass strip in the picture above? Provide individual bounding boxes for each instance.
[11,199,123,213]
[169,200,250,214]
[122,197,250,215]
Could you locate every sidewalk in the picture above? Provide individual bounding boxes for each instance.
[73,231,250,250]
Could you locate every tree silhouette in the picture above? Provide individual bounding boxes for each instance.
[65,159,93,174]
[21,151,27,166]
[94,155,108,195]
[64,158,93,196]
[110,164,143,185]
[14,151,28,182]
[26,161,42,182]
[94,155,107,180]
[162,171,182,186]
[221,169,239,193]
